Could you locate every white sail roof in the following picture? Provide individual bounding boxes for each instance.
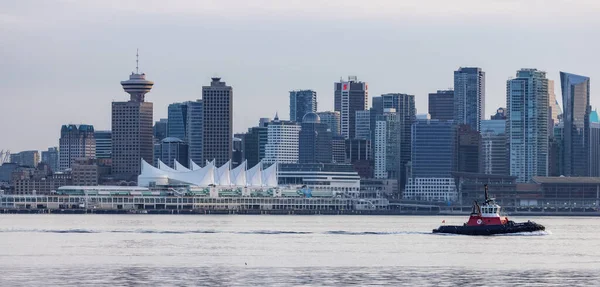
[246,162,263,187]
[174,160,191,172]
[158,159,178,172]
[190,159,202,171]
[262,163,278,187]
[215,160,231,186]
[230,161,247,186]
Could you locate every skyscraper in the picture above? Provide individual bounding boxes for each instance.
[507,69,549,182]
[94,130,112,160]
[371,93,416,191]
[454,67,485,131]
[153,119,168,142]
[299,113,332,163]
[187,100,203,166]
[428,90,454,121]
[548,80,562,128]
[560,72,591,177]
[154,137,189,168]
[481,120,508,175]
[589,111,600,177]
[316,111,341,135]
[290,90,317,123]
[243,123,269,168]
[334,76,368,139]
[202,77,233,166]
[59,124,96,171]
[374,109,399,179]
[456,124,482,173]
[112,59,154,181]
[354,110,371,140]
[10,151,40,168]
[41,147,59,172]
[167,102,189,141]
[264,115,301,164]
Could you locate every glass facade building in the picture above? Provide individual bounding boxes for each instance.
[410,120,456,178]
[428,90,454,121]
[187,100,203,166]
[507,69,549,182]
[454,67,485,131]
[481,120,508,175]
[167,102,189,141]
[560,72,590,177]
[289,90,317,123]
[299,113,332,163]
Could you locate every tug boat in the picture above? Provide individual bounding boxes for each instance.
[433,185,545,235]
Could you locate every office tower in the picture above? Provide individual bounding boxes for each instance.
[290,90,317,123]
[167,102,189,141]
[403,119,457,202]
[507,69,549,182]
[334,76,368,139]
[454,67,485,131]
[10,151,40,168]
[549,123,564,176]
[202,77,233,166]
[94,131,112,160]
[428,90,454,121]
[299,113,332,163]
[560,72,591,177]
[154,138,188,168]
[232,136,244,168]
[491,107,507,120]
[548,80,562,128]
[59,124,96,171]
[345,138,372,178]
[72,158,99,186]
[374,109,400,179]
[316,111,341,135]
[355,110,371,140]
[481,120,508,175]
[264,115,301,164]
[153,119,168,142]
[112,61,154,181]
[456,124,482,173]
[41,147,59,172]
[187,100,203,166]
[244,123,269,168]
[331,136,347,163]
[371,93,416,190]
[589,111,600,177]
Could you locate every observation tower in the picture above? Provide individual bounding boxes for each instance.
[120,50,154,102]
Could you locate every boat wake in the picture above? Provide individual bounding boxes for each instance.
[1,229,431,235]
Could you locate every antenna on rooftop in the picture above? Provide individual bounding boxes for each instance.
[136,48,139,74]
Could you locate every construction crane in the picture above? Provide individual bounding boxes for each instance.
[0,150,10,165]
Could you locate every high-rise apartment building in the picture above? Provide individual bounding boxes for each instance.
[481,120,508,175]
[316,111,341,135]
[548,80,562,128]
[41,147,59,172]
[560,72,591,177]
[59,124,96,171]
[374,109,399,179]
[428,90,454,121]
[507,69,549,182]
[94,131,112,160]
[290,90,317,123]
[167,102,189,141]
[299,113,332,163]
[202,78,233,166]
[264,115,301,164]
[454,67,485,131]
[112,66,154,181]
[355,110,371,140]
[334,76,368,139]
[371,93,416,190]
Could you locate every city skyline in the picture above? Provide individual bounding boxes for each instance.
[2,0,600,152]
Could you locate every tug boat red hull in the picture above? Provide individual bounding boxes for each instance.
[433,184,545,236]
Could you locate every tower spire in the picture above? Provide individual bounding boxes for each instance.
[136,48,139,74]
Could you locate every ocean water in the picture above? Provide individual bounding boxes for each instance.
[0,214,598,286]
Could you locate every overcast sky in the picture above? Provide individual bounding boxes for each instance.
[1,0,599,152]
